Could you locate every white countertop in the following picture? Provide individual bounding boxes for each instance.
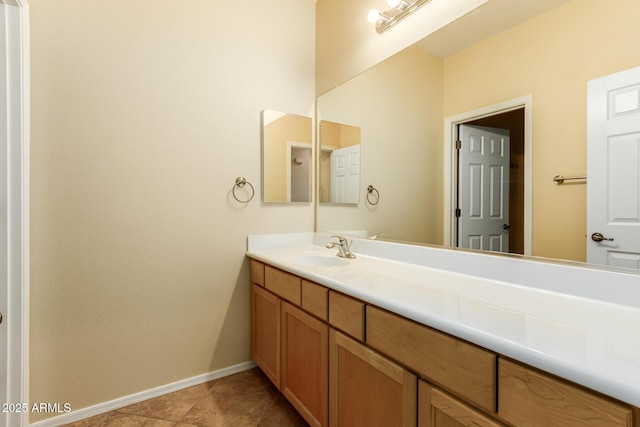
[246,232,640,407]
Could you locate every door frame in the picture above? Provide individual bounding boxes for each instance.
[444,95,533,255]
[1,1,30,426]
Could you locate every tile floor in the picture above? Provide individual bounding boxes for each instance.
[64,368,309,427]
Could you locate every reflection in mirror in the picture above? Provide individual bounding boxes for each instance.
[316,0,640,272]
[262,110,312,203]
[317,44,443,244]
[319,120,361,204]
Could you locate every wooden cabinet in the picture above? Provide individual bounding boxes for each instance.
[366,305,497,413]
[329,329,417,427]
[251,283,280,388]
[419,381,505,427]
[250,259,265,287]
[265,265,301,305]
[302,279,329,321]
[251,268,329,426]
[281,302,329,427]
[250,259,639,427]
[328,291,365,341]
[498,359,633,427]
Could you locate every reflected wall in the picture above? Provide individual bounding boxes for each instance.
[317,45,444,243]
[443,0,640,261]
[262,111,313,203]
[316,0,640,264]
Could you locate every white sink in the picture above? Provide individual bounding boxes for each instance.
[291,254,350,267]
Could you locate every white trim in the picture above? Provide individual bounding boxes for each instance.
[2,1,29,426]
[444,95,533,256]
[29,361,257,427]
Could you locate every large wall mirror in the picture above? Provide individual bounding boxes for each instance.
[262,110,312,203]
[316,0,640,273]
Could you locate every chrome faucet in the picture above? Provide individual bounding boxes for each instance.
[326,235,356,259]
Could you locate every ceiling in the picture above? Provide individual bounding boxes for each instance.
[417,0,571,57]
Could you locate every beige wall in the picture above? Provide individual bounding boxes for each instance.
[320,121,361,149]
[443,0,640,261]
[29,0,315,422]
[316,0,488,94]
[263,114,312,202]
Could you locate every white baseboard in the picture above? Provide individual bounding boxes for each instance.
[29,361,257,427]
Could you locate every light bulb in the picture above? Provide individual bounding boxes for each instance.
[387,0,401,7]
[368,9,381,23]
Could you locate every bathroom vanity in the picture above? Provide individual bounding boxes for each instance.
[247,233,640,427]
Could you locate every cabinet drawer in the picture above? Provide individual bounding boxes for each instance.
[498,359,633,427]
[250,260,265,287]
[419,381,505,427]
[366,306,496,413]
[302,280,328,321]
[265,266,301,306]
[329,291,365,341]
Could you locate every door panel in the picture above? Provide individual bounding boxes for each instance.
[587,66,640,269]
[458,125,510,253]
[330,145,360,204]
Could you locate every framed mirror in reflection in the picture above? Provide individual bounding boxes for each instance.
[319,120,362,205]
[316,0,640,273]
[262,110,312,203]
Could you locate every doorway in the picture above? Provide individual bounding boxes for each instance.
[457,110,525,254]
[287,143,312,202]
[444,96,533,256]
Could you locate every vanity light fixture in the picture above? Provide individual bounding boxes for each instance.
[368,0,431,33]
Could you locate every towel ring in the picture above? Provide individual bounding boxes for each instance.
[232,177,255,203]
[366,185,380,205]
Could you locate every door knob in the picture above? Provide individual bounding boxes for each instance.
[591,232,614,242]
[502,224,510,230]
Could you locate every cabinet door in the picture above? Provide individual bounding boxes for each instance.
[282,302,329,427]
[251,284,281,388]
[419,381,504,427]
[329,329,417,427]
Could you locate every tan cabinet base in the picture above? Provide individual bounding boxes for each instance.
[329,329,416,427]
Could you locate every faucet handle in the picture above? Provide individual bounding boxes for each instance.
[331,235,350,247]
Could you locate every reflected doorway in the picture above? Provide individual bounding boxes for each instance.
[456,109,525,254]
[448,104,527,255]
[287,143,312,202]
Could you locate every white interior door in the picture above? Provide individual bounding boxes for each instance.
[458,125,510,252]
[587,66,640,270]
[330,145,360,204]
